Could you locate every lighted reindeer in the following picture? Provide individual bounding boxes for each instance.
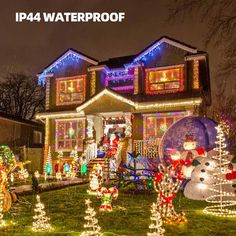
[153,164,187,224]
[0,146,30,211]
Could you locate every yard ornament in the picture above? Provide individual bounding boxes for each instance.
[97,186,118,212]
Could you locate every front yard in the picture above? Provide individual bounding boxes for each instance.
[2,184,236,235]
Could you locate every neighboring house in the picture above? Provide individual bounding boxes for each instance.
[36,36,211,172]
[0,112,44,172]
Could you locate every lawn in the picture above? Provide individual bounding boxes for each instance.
[2,184,236,236]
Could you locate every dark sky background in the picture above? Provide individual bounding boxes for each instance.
[0,0,223,93]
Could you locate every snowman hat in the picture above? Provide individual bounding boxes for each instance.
[185,134,196,142]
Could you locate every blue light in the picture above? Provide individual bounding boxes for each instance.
[38,50,82,85]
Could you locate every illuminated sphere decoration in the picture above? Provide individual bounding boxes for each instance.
[159,116,218,162]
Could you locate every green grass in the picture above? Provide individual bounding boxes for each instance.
[2,184,236,236]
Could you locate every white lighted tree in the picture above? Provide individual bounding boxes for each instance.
[81,199,102,236]
[147,202,165,236]
[32,195,52,232]
[203,124,236,217]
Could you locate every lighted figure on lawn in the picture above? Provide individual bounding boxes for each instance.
[147,202,165,236]
[0,186,6,227]
[203,124,236,217]
[180,134,205,178]
[0,146,20,211]
[32,195,52,232]
[184,157,217,200]
[97,186,118,212]
[81,199,102,236]
[45,147,52,175]
[226,156,236,198]
[87,165,103,195]
[63,161,70,174]
[153,164,187,224]
[81,156,87,176]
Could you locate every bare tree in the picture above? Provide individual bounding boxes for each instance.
[169,1,236,152]
[169,0,236,75]
[0,73,45,120]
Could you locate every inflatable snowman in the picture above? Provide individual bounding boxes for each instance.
[184,157,217,200]
[181,134,205,178]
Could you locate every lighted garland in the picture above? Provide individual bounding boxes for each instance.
[203,124,236,217]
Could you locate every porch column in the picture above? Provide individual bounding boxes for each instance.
[86,115,95,140]
[124,112,132,138]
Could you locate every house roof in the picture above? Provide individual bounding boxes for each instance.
[75,88,202,114]
[98,55,136,69]
[0,112,44,127]
[38,48,98,75]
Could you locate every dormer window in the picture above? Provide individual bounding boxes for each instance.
[56,75,86,106]
[145,65,184,94]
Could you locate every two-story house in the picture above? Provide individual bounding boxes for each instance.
[36,36,211,172]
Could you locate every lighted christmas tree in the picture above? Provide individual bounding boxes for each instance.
[81,199,102,236]
[0,186,6,227]
[203,124,236,217]
[32,195,52,232]
[147,202,165,236]
[45,146,52,175]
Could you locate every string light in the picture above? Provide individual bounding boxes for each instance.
[153,164,187,224]
[81,199,102,236]
[76,88,202,112]
[203,124,236,217]
[0,185,6,227]
[147,202,165,236]
[38,49,97,85]
[193,60,199,89]
[90,71,96,96]
[32,195,52,232]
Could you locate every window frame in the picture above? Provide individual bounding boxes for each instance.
[145,64,184,95]
[55,118,86,152]
[56,75,86,106]
[33,130,43,144]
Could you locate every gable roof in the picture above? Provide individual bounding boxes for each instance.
[38,49,98,84]
[76,88,202,114]
[134,36,198,62]
[76,88,136,113]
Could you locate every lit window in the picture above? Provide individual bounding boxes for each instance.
[33,131,43,144]
[145,66,184,94]
[56,75,86,105]
[55,118,85,151]
[105,69,134,94]
[143,112,187,141]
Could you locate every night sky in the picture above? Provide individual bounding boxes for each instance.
[0,0,223,92]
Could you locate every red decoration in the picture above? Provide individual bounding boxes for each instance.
[154,173,163,182]
[197,148,205,156]
[160,190,175,208]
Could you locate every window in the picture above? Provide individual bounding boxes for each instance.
[56,75,86,105]
[143,112,188,141]
[55,118,85,151]
[33,131,42,144]
[145,65,184,94]
[105,69,134,94]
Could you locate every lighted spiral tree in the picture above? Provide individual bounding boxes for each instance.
[153,164,187,224]
[81,199,102,236]
[203,124,236,217]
